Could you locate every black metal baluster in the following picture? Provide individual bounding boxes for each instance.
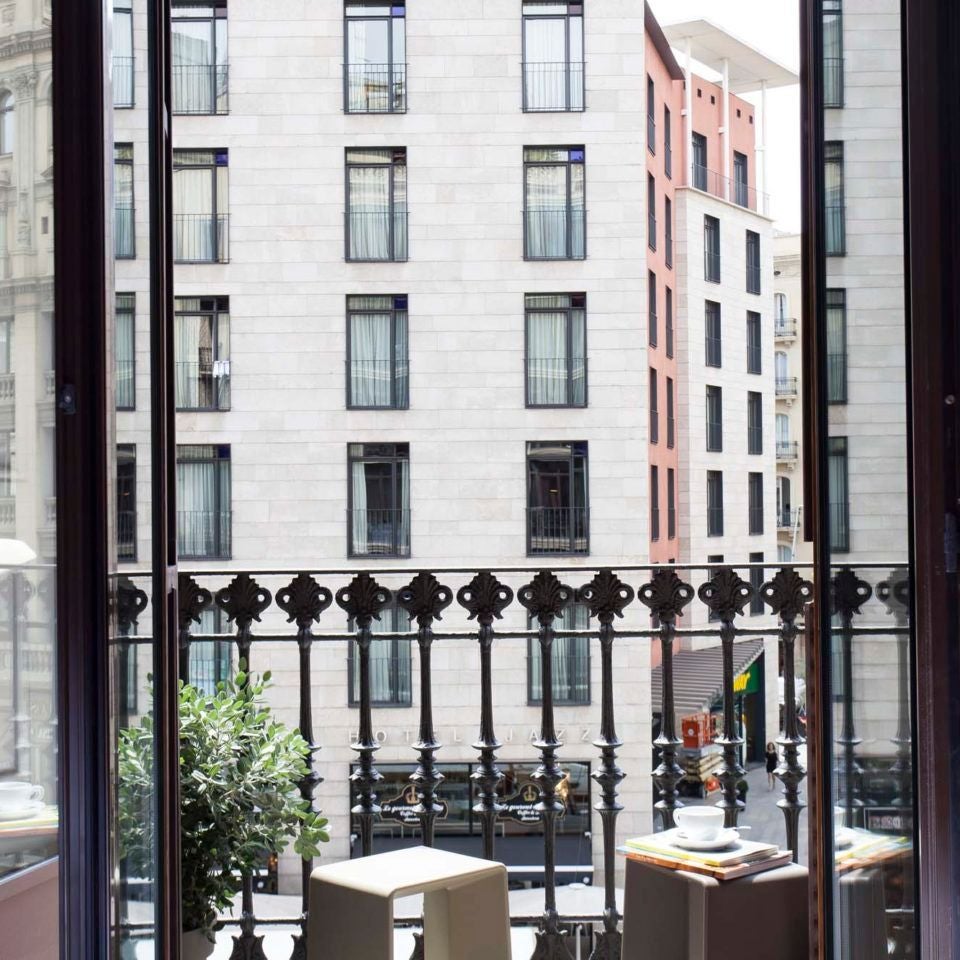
[519,571,575,960]
[578,570,634,960]
[698,568,753,829]
[760,568,814,860]
[830,568,872,829]
[638,569,695,830]
[457,571,513,860]
[336,572,392,857]
[216,573,273,960]
[116,575,149,729]
[277,573,333,960]
[177,573,213,681]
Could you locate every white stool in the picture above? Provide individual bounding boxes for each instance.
[308,846,512,960]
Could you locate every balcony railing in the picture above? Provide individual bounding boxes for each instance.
[777,440,800,461]
[172,63,229,115]
[0,372,13,402]
[116,360,135,411]
[175,360,231,411]
[115,203,135,259]
[174,214,230,263]
[689,164,772,216]
[775,317,799,339]
[344,62,407,114]
[524,357,587,408]
[113,56,135,108]
[345,209,408,263]
[522,61,584,112]
[118,509,136,560]
[826,204,846,256]
[823,57,844,108]
[177,509,232,560]
[527,506,589,556]
[348,508,411,558]
[776,377,799,398]
[704,250,721,284]
[778,509,799,531]
[347,358,410,410]
[527,651,590,705]
[747,264,762,295]
[523,206,586,261]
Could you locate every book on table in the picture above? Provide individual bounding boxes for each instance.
[624,829,780,868]
[620,846,794,881]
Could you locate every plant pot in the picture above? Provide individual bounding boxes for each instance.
[181,930,215,960]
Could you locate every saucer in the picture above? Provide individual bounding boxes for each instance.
[672,828,740,851]
[0,800,45,822]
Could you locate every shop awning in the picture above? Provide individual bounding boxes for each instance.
[651,638,765,718]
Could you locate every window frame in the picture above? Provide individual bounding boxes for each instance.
[112,0,135,109]
[524,292,587,409]
[692,131,708,191]
[664,104,672,179]
[176,443,232,560]
[704,214,721,283]
[345,146,408,263]
[346,294,410,411]
[650,464,660,541]
[648,271,657,347]
[665,286,674,358]
[521,0,585,114]
[746,229,761,295]
[667,467,676,540]
[347,442,411,559]
[826,288,848,404]
[343,0,407,115]
[647,173,656,250]
[825,140,846,256]
[705,300,722,368]
[822,0,844,108]
[115,292,136,411]
[707,470,724,537]
[666,375,675,449]
[526,603,592,706]
[174,295,231,412]
[664,194,673,268]
[347,600,414,708]
[172,147,229,264]
[733,151,749,208]
[649,367,659,444]
[748,471,764,535]
[748,391,763,455]
[827,435,849,553]
[748,552,765,615]
[526,440,589,557]
[706,385,723,452]
[171,0,229,116]
[747,310,762,375]
[523,145,586,261]
[117,443,137,562]
[114,142,135,260]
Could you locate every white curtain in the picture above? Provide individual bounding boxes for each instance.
[351,311,392,406]
[178,459,216,556]
[776,351,788,380]
[116,309,135,408]
[172,19,213,112]
[526,164,567,258]
[530,604,589,702]
[348,165,390,260]
[527,310,567,405]
[777,413,790,445]
[173,163,213,260]
[399,459,410,554]
[524,18,566,110]
[351,460,368,555]
[175,313,203,408]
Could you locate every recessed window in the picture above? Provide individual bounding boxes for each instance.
[665,287,674,358]
[648,174,657,250]
[116,293,135,411]
[746,230,761,294]
[706,386,723,452]
[114,143,135,259]
[747,311,762,374]
[664,105,672,179]
[528,603,590,705]
[175,296,230,411]
[734,152,749,208]
[826,289,848,404]
[524,146,586,260]
[173,148,229,263]
[522,1,584,112]
[704,215,721,282]
[692,132,707,190]
[748,391,763,455]
[749,472,764,535]
[348,600,413,706]
[347,295,409,409]
[525,293,586,408]
[707,471,724,537]
[749,553,765,615]
[667,468,676,539]
[112,0,134,108]
[189,607,233,696]
[828,436,849,552]
[526,440,589,556]
[664,195,673,268]
[345,0,407,114]
[649,368,659,444]
[348,442,411,558]
[176,444,232,560]
[650,465,660,541]
[666,376,675,449]
[172,0,229,115]
[647,75,656,153]
[705,300,722,368]
[346,147,408,262]
[117,444,137,561]
[825,141,846,255]
[648,272,657,347]
[823,0,844,107]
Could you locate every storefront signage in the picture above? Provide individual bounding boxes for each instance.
[733,664,760,696]
[499,781,571,824]
[378,783,449,826]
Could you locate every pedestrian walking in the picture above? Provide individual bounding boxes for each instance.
[765,742,778,790]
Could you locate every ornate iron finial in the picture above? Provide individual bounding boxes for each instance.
[456,570,513,625]
[760,568,814,622]
[637,568,695,622]
[577,569,634,625]
[116,575,148,634]
[178,573,213,632]
[397,572,453,627]
[215,572,272,631]
[518,570,574,625]
[698,568,753,622]
[831,567,872,618]
[876,567,910,621]
[335,572,391,628]
[276,573,332,630]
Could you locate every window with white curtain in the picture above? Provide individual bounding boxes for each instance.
[776,413,791,459]
[176,444,231,559]
[826,288,848,404]
[525,293,586,407]
[189,607,232,696]
[828,436,849,552]
[822,0,843,107]
[344,1,406,114]
[114,143,135,259]
[524,146,585,260]
[346,147,407,262]
[175,296,230,410]
[527,602,590,705]
[778,475,792,527]
[173,148,229,263]
[117,444,136,561]
[522,1,584,113]
[825,141,845,255]
[527,440,589,555]
[348,442,410,558]
[347,600,413,706]
[347,295,408,409]
[0,92,13,156]
[116,293,135,410]
[172,0,228,115]
[112,0,134,108]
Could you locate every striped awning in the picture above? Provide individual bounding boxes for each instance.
[651,638,766,718]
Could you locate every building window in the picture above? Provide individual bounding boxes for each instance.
[173,148,229,263]
[705,300,721,368]
[749,553,765,615]
[527,441,589,556]
[734,151,749,207]
[777,413,794,461]
[706,386,723,452]
[348,442,411,558]
[778,475,793,530]
[528,603,590,705]
[524,146,585,260]
[778,544,793,563]
[116,293,136,411]
[646,75,657,153]
[651,465,660,541]
[525,293,586,408]
[667,468,676,539]
[113,0,134,108]
[114,143,135,259]
[348,601,413,707]
[825,141,845,256]
[649,368,659,444]
[823,0,844,107]
[746,230,761,294]
[666,376,675,449]
[664,105,672,179]
[775,293,787,323]
[0,431,11,498]
[828,436,849,552]
[348,295,409,410]
[692,132,707,191]
[175,296,230,411]
[707,471,724,537]
[706,555,725,622]
[648,272,657,347]
[0,318,10,375]
[345,0,406,114]
[664,196,673,268]
[522,1,584,112]
[346,147,408,262]
[172,0,228,115]
[189,608,233,697]
[747,311,762,374]
[704,215,720,282]
[176,444,232,560]
[665,286,674,358]
[776,351,796,397]
[748,392,763,455]
[0,92,13,157]
[117,444,137,561]
[749,472,764,535]
[826,288,847,404]
[648,174,657,250]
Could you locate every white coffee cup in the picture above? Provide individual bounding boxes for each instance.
[675,806,725,841]
[0,781,43,810]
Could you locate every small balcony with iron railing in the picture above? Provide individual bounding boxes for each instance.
[689,165,772,217]
[176,509,233,560]
[778,508,799,532]
[775,317,799,340]
[524,357,587,409]
[113,56,135,108]
[172,63,229,115]
[0,372,14,404]
[777,440,800,462]
[348,508,411,559]
[522,61,584,113]
[776,377,799,400]
[344,62,407,114]
[345,209,409,263]
[823,57,844,108]
[173,214,230,264]
[526,506,589,556]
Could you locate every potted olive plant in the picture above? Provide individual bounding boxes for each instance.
[119,664,329,959]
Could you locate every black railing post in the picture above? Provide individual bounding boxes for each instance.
[519,571,575,960]
[761,569,814,860]
[639,569,694,830]
[336,572,392,857]
[215,573,273,960]
[578,570,634,960]
[277,574,333,960]
[698,569,754,829]
[177,573,212,682]
[458,571,513,860]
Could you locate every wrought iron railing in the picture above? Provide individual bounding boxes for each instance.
[348,508,411,559]
[747,264,762,295]
[345,209,409,263]
[523,206,586,261]
[115,203,135,259]
[689,164,772,216]
[775,317,799,339]
[823,57,844,108]
[704,250,721,283]
[522,61,584,112]
[826,204,846,256]
[777,440,800,461]
[344,62,407,114]
[118,508,137,560]
[0,372,13,402]
[346,358,410,410]
[524,357,587,408]
[175,360,231,411]
[113,56,135,108]
[776,377,799,398]
[172,63,229,115]
[526,507,589,556]
[173,214,230,263]
[177,508,232,560]
[778,509,798,531]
